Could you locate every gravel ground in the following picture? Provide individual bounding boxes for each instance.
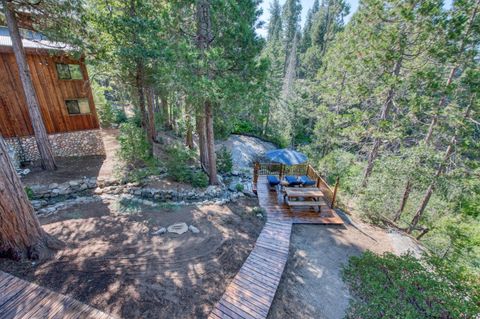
[268,212,423,319]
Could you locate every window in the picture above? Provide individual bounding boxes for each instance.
[56,63,83,80]
[65,99,90,115]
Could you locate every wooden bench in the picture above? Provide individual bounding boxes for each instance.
[286,200,327,207]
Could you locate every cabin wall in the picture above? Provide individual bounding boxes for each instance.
[0,50,99,137]
[0,49,104,163]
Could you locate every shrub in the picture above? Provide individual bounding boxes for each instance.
[342,251,480,319]
[165,145,195,183]
[118,122,153,167]
[235,183,244,192]
[165,145,208,188]
[191,170,209,188]
[216,146,233,174]
[24,186,34,200]
[113,106,128,124]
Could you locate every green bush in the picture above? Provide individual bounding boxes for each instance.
[165,145,195,183]
[113,106,128,124]
[118,122,153,167]
[235,183,244,192]
[191,170,209,188]
[216,146,233,174]
[165,145,208,188]
[342,251,480,319]
[24,186,34,200]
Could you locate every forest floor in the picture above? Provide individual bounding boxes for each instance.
[0,197,264,319]
[268,211,424,319]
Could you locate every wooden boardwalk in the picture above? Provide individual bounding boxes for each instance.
[0,271,115,319]
[209,176,343,319]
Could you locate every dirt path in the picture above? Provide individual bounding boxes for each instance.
[22,129,121,185]
[268,213,419,319]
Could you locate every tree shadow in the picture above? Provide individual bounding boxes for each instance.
[0,197,264,319]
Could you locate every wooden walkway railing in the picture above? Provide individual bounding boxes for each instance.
[0,271,115,319]
[253,162,339,208]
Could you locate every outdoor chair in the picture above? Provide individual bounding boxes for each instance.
[285,175,302,187]
[267,175,280,190]
[299,176,316,187]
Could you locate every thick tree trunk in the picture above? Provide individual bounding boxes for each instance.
[393,179,412,222]
[196,112,208,169]
[196,0,218,184]
[0,136,63,260]
[3,0,56,171]
[146,86,156,144]
[361,57,403,187]
[205,100,218,184]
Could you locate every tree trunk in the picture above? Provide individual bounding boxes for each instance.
[185,105,194,149]
[146,86,156,144]
[0,135,63,260]
[196,112,208,170]
[424,0,480,143]
[160,92,171,130]
[361,56,403,187]
[408,99,473,233]
[196,0,218,184]
[3,0,56,171]
[393,179,412,222]
[135,61,148,130]
[205,100,218,184]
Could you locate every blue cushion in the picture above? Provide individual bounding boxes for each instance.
[267,175,280,186]
[300,176,316,186]
[285,175,302,186]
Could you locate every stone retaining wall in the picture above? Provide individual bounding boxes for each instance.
[28,176,253,212]
[6,129,105,164]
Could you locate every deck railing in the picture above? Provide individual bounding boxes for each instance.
[253,162,339,208]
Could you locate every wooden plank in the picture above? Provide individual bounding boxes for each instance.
[0,271,115,319]
[210,176,343,319]
[286,200,323,207]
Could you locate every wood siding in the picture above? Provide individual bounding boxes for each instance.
[0,49,99,138]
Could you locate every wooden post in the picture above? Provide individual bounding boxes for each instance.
[253,162,259,184]
[331,177,340,208]
[306,164,311,178]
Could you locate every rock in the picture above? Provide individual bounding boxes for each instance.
[94,187,103,195]
[256,213,263,218]
[49,183,59,189]
[167,222,188,235]
[243,189,256,198]
[31,200,47,209]
[189,225,200,234]
[69,180,80,187]
[152,227,167,235]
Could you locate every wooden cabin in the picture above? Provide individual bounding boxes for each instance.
[0,26,104,164]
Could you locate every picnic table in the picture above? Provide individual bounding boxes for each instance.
[284,187,327,208]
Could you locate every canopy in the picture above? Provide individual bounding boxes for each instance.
[265,149,307,166]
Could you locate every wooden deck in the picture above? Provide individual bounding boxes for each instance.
[209,176,343,319]
[0,271,115,319]
[257,176,344,225]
